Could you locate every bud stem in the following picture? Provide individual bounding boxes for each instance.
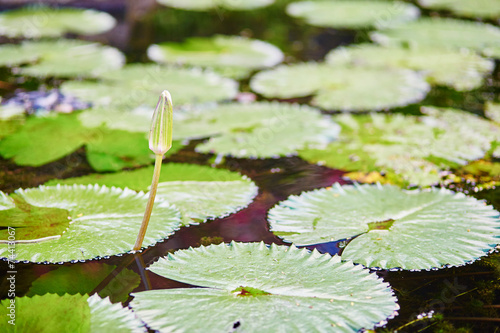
[133,154,163,251]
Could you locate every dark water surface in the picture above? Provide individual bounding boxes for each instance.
[0,1,500,332]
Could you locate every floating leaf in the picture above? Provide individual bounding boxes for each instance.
[0,184,181,262]
[157,180,258,225]
[0,294,145,332]
[0,113,182,171]
[418,0,500,19]
[326,44,493,91]
[61,65,238,110]
[27,263,141,303]
[448,160,500,191]
[148,35,284,79]
[251,63,429,111]
[0,40,124,78]
[286,0,419,29]
[299,107,500,186]
[0,6,116,38]
[268,184,500,270]
[46,163,257,226]
[371,18,500,59]
[157,0,274,11]
[130,242,398,332]
[186,102,339,157]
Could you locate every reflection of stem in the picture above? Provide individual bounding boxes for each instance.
[134,253,152,290]
[90,255,135,296]
[133,154,163,251]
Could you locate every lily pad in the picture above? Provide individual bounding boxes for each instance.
[0,184,181,262]
[418,0,500,19]
[371,18,500,59]
[0,40,124,78]
[130,242,398,332]
[251,63,429,111]
[326,44,493,91]
[45,163,258,226]
[0,294,146,332]
[0,113,178,172]
[286,0,419,29]
[27,263,141,303]
[148,35,284,79]
[61,65,238,110]
[186,102,340,157]
[0,6,116,38]
[157,0,274,11]
[268,184,500,270]
[299,107,500,186]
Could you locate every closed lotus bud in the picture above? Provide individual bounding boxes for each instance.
[149,90,173,155]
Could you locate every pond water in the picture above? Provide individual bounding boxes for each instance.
[0,0,500,332]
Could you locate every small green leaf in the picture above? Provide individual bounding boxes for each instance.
[286,0,419,29]
[268,184,500,270]
[0,6,116,38]
[148,35,283,79]
[131,242,398,332]
[0,184,181,262]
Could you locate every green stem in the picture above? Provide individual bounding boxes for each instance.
[133,154,163,251]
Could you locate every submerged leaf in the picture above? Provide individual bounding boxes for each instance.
[0,40,124,78]
[286,0,419,29]
[27,263,141,303]
[157,0,274,11]
[0,184,181,262]
[268,184,500,270]
[46,163,257,226]
[326,44,493,91]
[61,65,238,110]
[0,6,116,38]
[0,294,146,332]
[371,18,500,59]
[299,107,500,186]
[148,35,283,79]
[131,242,398,332]
[250,63,429,111]
[418,0,500,19]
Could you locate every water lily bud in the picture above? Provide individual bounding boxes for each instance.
[149,90,173,155]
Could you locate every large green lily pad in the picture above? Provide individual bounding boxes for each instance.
[251,63,429,111]
[371,18,500,59]
[45,163,258,226]
[61,65,238,110]
[299,107,500,186]
[0,6,116,38]
[157,0,274,11]
[189,102,340,157]
[0,294,146,332]
[0,113,180,172]
[148,35,284,79]
[326,44,493,91]
[418,0,500,19]
[0,184,181,262]
[0,40,124,78]
[130,242,398,332]
[268,184,500,270]
[286,0,419,29]
[27,263,141,303]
